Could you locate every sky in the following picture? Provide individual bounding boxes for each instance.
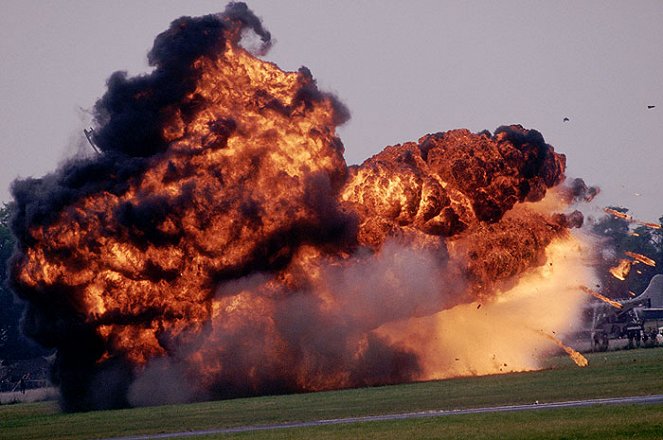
[1,1,662,222]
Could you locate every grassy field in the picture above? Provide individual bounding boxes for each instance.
[1,348,662,440]
[193,404,663,440]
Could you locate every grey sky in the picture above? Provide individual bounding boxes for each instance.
[1,1,661,222]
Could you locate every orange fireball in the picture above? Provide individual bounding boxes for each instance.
[9,3,595,411]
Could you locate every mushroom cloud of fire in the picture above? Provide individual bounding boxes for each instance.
[8,3,596,411]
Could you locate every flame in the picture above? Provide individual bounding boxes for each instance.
[9,4,596,410]
[604,208,662,230]
[579,286,623,309]
[610,252,657,281]
[609,259,632,280]
[377,235,594,377]
[604,208,630,220]
[538,331,588,368]
[624,251,656,267]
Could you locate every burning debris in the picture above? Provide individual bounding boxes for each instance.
[609,259,632,281]
[608,251,656,281]
[538,331,588,368]
[9,3,595,411]
[624,251,656,268]
[604,208,662,230]
[579,286,623,309]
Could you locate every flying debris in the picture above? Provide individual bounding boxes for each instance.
[608,251,656,281]
[647,105,656,109]
[580,286,623,309]
[604,208,662,230]
[609,259,632,281]
[537,330,588,367]
[9,2,595,412]
[604,207,630,221]
[624,251,656,267]
[83,128,100,154]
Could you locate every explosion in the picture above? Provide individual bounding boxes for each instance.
[9,3,596,411]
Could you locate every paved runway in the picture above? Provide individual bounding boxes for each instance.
[102,394,663,440]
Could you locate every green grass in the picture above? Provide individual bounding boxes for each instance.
[1,348,662,440]
[191,404,663,440]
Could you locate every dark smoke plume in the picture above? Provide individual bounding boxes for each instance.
[8,3,581,412]
[9,3,286,412]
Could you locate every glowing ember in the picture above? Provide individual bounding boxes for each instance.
[8,3,596,411]
[579,286,623,309]
[609,259,632,281]
[624,251,656,267]
[604,208,662,230]
[604,208,630,220]
[539,331,588,368]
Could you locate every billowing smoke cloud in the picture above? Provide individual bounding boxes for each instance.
[9,3,590,412]
[129,241,457,407]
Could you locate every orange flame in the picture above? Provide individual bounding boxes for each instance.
[579,286,622,309]
[8,5,597,410]
[538,331,588,367]
[377,236,595,378]
[624,251,656,267]
[604,208,662,230]
[609,259,632,281]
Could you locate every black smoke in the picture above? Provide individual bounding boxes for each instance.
[7,2,583,414]
[93,3,271,158]
[8,3,281,412]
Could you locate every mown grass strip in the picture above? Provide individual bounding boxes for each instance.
[188,403,663,440]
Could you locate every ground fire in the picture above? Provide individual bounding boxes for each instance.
[9,3,597,411]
